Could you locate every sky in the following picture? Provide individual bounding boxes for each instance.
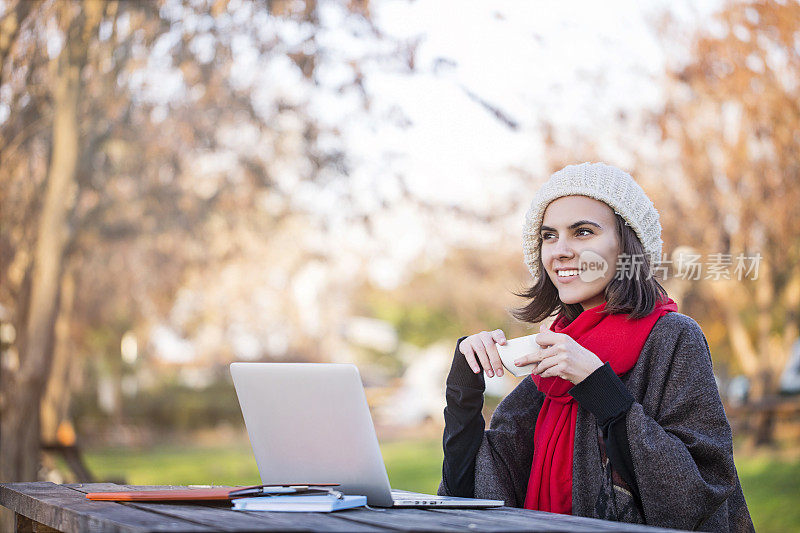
[307,0,725,288]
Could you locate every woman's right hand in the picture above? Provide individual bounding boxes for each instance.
[459,330,507,378]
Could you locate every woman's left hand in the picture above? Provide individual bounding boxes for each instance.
[514,325,604,385]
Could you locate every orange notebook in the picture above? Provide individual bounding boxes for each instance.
[86,484,340,502]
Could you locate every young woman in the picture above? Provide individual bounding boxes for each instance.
[438,163,753,531]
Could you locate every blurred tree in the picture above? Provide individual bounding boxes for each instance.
[0,0,386,492]
[1,0,107,488]
[653,0,800,443]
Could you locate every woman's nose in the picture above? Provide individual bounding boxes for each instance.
[553,237,575,258]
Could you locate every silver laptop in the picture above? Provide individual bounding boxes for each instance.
[230,362,504,508]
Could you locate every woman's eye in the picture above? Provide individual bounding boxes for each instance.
[577,228,594,236]
[541,232,554,240]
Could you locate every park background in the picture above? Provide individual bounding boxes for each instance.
[1,0,799,531]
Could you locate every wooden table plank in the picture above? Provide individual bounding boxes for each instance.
[66,484,386,532]
[0,482,214,533]
[431,507,618,532]
[324,506,612,533]
[320,507,476,533]
[431,507,684,532]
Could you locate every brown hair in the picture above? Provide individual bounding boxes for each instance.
[511,213,668,324]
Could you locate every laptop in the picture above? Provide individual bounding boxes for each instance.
[230,362,504,508]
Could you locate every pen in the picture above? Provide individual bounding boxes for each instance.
[228,484,342,498]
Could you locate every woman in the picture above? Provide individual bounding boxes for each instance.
[438,163,753,531]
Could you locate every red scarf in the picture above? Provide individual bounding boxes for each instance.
[523,297,678,514]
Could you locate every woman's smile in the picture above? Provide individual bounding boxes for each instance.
[555,269,582,282]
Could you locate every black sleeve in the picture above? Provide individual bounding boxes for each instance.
[440,336,487,497]
[569,362,641,505]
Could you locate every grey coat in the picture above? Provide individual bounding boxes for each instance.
[454,312,753,531]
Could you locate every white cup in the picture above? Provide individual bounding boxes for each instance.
[496,334,540,377]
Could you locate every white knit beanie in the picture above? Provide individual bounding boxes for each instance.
[523,162,663,282]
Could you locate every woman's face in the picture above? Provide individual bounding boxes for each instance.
[540,195,621,310]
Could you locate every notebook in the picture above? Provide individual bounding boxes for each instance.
[232,494,366,512]
[85,484,340,502]
[230,363,504,508]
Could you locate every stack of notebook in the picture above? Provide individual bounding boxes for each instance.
[232,493,366,512]
[228,484,366,512]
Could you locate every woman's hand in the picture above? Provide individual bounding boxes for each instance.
[514,325,603,384]
[459,329,507,378]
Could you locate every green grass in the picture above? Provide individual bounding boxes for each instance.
[736,453,800,533]
[83,443,262,487]
[81,440,798,531]
[380,438,443,494]
[83,439,444,493]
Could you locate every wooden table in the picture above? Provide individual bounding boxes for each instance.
[1,482,682,532]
